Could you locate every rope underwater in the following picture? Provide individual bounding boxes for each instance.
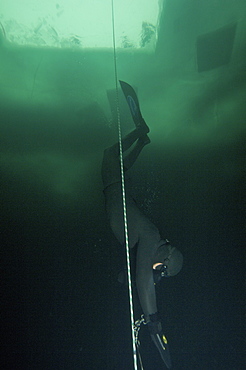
[111,1,138,369]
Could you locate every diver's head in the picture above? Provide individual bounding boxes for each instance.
[153,240,183,278]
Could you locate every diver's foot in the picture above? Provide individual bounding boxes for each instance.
[135,118,150,134]
[139,134,151,145]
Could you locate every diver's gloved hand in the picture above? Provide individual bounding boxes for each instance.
[147,313,172,369]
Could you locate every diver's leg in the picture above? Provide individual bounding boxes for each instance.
[101,127,149,188]
[101,146,120,189]
[103,126,147,160]
[124,136,150,170]
[122,126,149,152]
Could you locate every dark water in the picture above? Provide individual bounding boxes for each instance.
[1,2,245,370]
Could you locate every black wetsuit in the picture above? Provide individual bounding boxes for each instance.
[102,129,173,369]
[104,179,166,322]
[102,82,174,367]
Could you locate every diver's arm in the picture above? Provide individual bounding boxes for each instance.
[136,243,172,369]
[135,246,157,322]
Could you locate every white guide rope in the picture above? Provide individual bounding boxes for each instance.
[111,1,138,369]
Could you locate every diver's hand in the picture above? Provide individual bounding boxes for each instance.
[147,318,172,369]
[147,319,163,335]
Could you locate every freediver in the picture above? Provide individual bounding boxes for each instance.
[102,82,183,369]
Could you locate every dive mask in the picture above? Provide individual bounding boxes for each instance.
[153,240,175,283]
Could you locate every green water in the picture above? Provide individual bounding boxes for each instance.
[1,1,245,369]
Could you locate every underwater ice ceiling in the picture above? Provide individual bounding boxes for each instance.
[0,0,162,49]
